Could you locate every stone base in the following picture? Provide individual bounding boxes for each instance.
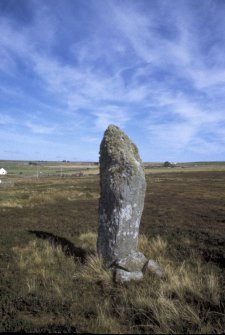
[116,251,147,272]
[144,259,164,278]
[114,269,143,283]
[113,258,164,282]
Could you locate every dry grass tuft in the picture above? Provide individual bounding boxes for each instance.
[12,240,77,299]
[76,254,112,288]
[138,234,167,259]
[78,232,97,253]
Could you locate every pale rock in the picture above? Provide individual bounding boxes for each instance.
[145,259,165,278]
[115,269,143,283]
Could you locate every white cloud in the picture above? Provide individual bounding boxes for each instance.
[148,122,196,150]
[0,114,15,125]
[25,121,58,135]
[81,136,99,144]
[93,105,130,131]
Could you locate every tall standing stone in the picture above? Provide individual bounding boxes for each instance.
[97,125,148,281]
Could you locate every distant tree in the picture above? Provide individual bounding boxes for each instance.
[163,161,174,167]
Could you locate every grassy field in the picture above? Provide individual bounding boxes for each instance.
[0,162,225,333]
[0,160,99,178]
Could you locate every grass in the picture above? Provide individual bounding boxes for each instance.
[9,234,224,333]
[0,163,225,333]
[0,160,99,178]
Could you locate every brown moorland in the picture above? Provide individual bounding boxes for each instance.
[0,163,224,333]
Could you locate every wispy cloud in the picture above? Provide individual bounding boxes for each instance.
[25,122,58,135]
[0,114,15,125]
[93,105,131,131]
[0,0,225,161]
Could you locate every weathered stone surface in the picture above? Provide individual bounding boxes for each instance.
[97,124,146,275]
[116,251,147,272]
[115,269,143,283]
[144,259,165,278]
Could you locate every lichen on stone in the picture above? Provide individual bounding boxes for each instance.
[99,125,143,178]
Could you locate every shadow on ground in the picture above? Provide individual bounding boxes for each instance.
[28,230,90,263]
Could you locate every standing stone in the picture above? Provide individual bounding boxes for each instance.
[97,125,148,281]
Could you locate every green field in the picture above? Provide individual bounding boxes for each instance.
[0,161,225,333]
[0,160,99,178]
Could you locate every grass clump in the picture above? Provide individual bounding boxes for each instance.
[12,240,77,299]
[78,232,97,254]
[139,234,167,259]
[76,254,112,287]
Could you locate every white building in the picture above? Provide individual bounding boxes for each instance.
[0,168,7,175]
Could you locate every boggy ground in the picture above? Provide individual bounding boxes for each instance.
[143,171,225,267]
[0,170,225,333]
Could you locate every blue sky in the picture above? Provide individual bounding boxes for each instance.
[1,0,225,162]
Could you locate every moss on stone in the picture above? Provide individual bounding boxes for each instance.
[100,125,143,178]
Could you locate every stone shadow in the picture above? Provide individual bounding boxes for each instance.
[28,230,89,264]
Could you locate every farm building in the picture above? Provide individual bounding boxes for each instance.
[73,172,84,177]
[0,168,7,175]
